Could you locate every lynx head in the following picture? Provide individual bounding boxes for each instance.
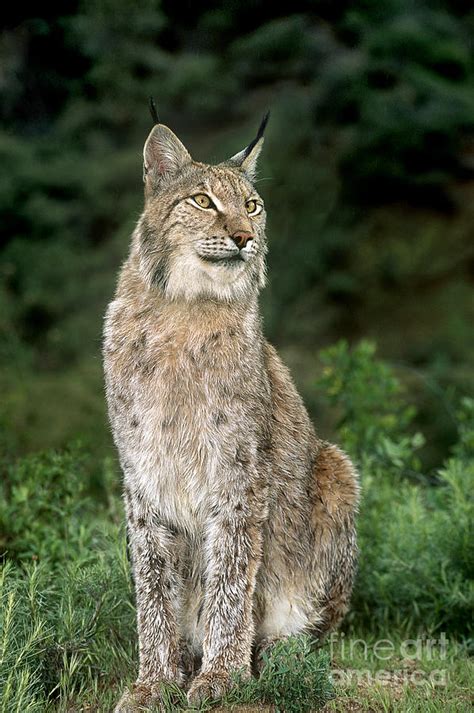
[137,113,269,303]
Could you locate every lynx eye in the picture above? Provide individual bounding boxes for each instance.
[245,199,261,216]
[192,193,214,209]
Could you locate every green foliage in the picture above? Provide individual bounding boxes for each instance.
[0,342,472,710]
[452,396,474,461]
[230,15,321,84]
[0,565,46,712]
[0,446,111,564]
[0,557,135,711]
[153,637,334,712]
[318,342,473,636]
[232,636,333,712]
[316,2,474,203]
[354,456,474,636]
[318,340,424,475]
[0,451,134,710]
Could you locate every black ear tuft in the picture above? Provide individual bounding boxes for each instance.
[243,110,270,159]
[149,97,160,125]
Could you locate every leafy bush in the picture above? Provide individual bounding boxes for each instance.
[0,446,112,565]
[241,636,334,713]
[319,341,474,637]
[0,449,134,710]
[1,341,472,710]
[353,452,474,636]
[318,340,424,476]
[0,556,134,712]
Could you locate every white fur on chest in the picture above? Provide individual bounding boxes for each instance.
[121,355,233,533]
[107,298,260,532]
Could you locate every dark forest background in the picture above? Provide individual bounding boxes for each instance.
[1,0,473,467]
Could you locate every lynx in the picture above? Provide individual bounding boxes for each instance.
[103,111,359,711]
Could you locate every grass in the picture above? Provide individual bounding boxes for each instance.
[0,343,472,711]
[325,634,473,712]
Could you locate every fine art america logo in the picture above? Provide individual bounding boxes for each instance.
[328,632,449,687]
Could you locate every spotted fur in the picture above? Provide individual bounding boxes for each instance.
[103,120,360,711]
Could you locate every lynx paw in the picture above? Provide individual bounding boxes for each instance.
[114,683,151,712]
[114,680,177,712]
[253,637,278,675]
[187,671,234,706]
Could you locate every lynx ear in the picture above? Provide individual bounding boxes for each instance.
[143,123,191,185]
[227,111,269,180]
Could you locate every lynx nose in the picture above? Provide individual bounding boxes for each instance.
[231,230,254,249]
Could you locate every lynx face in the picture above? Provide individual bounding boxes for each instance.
[138,118,269,302]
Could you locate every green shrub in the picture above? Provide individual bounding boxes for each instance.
[453,396,474,461]
[154,636,334,712]
[0,564,46,712]
[318,340,424,476]
[0,342,472,710]
[318,341,474,637]
[0,448,134,709]
[242,636,334,712]
[0,446,110,565]
[0,547,135,711]
[352,453,473,636]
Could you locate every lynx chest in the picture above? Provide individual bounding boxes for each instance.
[104,302,267,530]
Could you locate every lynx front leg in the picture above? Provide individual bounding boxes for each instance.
[187,509,263,705]
[115,494,184,713]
